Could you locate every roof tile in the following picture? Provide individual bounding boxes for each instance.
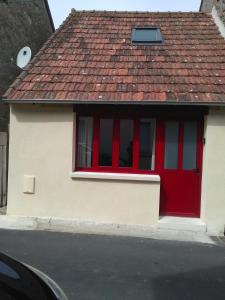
[4,10,225,104]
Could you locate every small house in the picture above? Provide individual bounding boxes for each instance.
[4,8,225,235]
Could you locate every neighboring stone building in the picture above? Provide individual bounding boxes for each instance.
[0,0,54,131]
[200,0,225,23]
[200,0,215,12]
[0,0,54,207]
[215,0,225,22]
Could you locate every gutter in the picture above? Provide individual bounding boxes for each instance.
[3,99,225,106]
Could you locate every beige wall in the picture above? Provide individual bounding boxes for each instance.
[201,107,225,235]
[7,104,160,226]
[8,104,225,234]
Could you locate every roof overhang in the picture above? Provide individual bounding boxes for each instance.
[4,99,224,106]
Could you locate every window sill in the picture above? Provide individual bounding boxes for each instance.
[70,172,160,182]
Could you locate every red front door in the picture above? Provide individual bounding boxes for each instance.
[157,120,203,217]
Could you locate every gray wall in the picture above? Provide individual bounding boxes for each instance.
[215,0,225,23]
[200,0,225,23]
[200,0,214,12]
[0,0,54,131]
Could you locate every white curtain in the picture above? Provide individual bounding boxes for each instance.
[77,117,93,168]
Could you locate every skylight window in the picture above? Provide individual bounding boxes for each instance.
[132,27,163,44]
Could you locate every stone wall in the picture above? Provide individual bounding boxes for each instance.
[0,0,54,131]
[200,0,214,12]
[201,0,225,23]
[215,0,225,23]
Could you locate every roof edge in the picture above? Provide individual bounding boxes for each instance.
[70,9,206,14]
[3,99,224,106]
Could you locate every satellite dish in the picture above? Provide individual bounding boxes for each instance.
[16,46,32,69]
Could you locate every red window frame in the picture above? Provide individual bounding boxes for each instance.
[75,115,158,175]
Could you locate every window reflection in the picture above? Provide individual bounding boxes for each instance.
[77,117,93,168]
[164,121,179,169]
[119,120,133,167]
[139,119,155,170]
[99,119,113,166]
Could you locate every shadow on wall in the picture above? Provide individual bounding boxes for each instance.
[12,104,73,124]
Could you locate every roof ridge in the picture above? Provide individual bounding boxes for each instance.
[70,9,208,15]
[2,9,75,100]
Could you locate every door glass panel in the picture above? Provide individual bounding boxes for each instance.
[139,119,155,170]
[164,121,179,169]
[119,120,133,167]
[77,117,93,168]
[99,119,113,166]
[183,121,197,170]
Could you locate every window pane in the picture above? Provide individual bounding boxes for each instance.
[132,28,163,44]
[119,120,133,167]
[77,117,93,168]
[139,119,155,170]
[136,29,157,41]
[99,119,113,166]
[164,121,179,169]
[183,121,197,170]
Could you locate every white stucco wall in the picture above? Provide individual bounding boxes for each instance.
[201,107,225,235]
[7,104,160,226]
[7,104,225,234]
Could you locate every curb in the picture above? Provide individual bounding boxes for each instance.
[0,215,215,244]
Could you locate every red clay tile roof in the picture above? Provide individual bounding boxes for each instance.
[4,10,225,104]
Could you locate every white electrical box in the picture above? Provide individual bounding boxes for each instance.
[23,175,35,194]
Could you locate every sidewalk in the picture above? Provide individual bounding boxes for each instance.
[0,214,214,245]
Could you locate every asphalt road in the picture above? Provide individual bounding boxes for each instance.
[0,230,224,300]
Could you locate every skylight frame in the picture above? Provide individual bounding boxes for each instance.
[131,27,164,45]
